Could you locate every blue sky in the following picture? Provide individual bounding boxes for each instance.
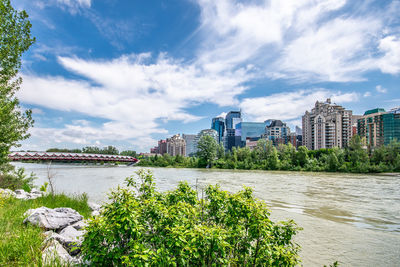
[13,0,400,152]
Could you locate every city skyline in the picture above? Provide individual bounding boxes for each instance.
[12,0,400,152]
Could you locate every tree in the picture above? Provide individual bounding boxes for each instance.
[216,143,225,159]
[101,145,119,155]
[327,152,339,171]
[296,146,309,167]
[0,0,35,167]
[81,169,301,266]
[347,135,368,167]
[196,135,218,167]
[120,150,137,157]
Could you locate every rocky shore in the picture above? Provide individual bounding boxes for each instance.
[1,188,101,265]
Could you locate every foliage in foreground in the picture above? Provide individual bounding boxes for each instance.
[0,166,36,192]
[0,193,90,266]
[81,169,301,266]
[0,0,35,167]
[138,136,400,173]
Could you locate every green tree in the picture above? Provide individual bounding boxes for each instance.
[347,135,369,167]
[327,152,339,171]
[217,143,225,159]
[120,150,137,157]
[196,135,218,167]
[82,146,101,154]
[81,169,301,266]
[101,145,119,155]
[296,146,309,167]
[0,0,35,167]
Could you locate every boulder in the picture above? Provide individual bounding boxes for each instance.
[30,188,44,197]
[14,189,29,199]
[24,207,83,230]
[59,226,85,255]
[89,202,102,217]
[42,239,75,266]
[91,210,100,217]
[88,202,101,211]
[43,227,84,256]
[14,189,43,200]
[0,188,16,198]
[71,220,87,231]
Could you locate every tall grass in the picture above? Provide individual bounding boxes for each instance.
[0,193,91,266]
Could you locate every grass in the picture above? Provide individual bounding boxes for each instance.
[0,193,91,266]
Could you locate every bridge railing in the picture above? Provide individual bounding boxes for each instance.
[9,152,138,163]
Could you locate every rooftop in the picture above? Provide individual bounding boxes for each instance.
[364,108,386,116]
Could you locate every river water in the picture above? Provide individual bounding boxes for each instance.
[13,163,400,266]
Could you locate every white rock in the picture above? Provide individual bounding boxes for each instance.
[59,226,84,245]
[30,188,40,193]
[14,189,26,195]
[24,207,83,230]
[14,189,28,199]
[42,239,74,266]
[43,232,68,247]
[13,189,43,200]
[43,228,83,256]
[71,220,87,231]
[0,188,16,198]
[59,226,85,255]
[91,210,100,217]
[88,202,101,211]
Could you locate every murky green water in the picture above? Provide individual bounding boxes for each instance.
[14,163,400,266]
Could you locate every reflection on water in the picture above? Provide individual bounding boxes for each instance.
[13,163,400,266]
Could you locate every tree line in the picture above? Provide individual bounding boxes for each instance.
[138,135,400,173]
[46,146,137,157]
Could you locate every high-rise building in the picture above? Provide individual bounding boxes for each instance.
[211,117,225,144]
[236,122,268,145]
[383,107,400,145]
[224,111,242,151]
[302,98,354,150]
[225,111,242,129]
[157,139,167,155]
[262,120,291,146]
[295,126,302,136]
[166,134,186,156]
[182,134,196,157]
[357,108,386,147]
[358,107,400,147]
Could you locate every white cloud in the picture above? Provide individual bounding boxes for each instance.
[215,112,227,119]
[56,0,91,13]
[377,36,400,74]
[31,108,44,115]
[19,53,248,149]
[195,0,400,82]
[239,89,358,122]
[19,0,400,151]
[376,85,388,93]
[363,91,371,97]
[28,0,92,14]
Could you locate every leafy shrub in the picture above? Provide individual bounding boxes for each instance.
[0,167,36,191]
[81,169,301,266]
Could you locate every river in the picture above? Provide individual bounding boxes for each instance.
[12,163,400,266]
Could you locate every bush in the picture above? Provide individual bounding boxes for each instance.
[0,167,36,191]
[81,169,301,266]
[0,193,90,265]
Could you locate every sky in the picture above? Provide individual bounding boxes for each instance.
[12,0,400,152]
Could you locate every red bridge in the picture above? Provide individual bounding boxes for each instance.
[9,152,139,164]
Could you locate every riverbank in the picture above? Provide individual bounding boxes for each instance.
[136,160,400,174]
[138,138,400,174]
[0,192,91,265]
[8,163,400,266]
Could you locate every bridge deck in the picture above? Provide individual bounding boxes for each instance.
[9,152,139,163]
